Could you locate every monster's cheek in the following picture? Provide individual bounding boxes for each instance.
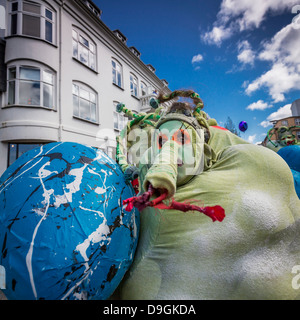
[177,144,195,184]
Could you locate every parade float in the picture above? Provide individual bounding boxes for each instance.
[0,90,299,300]
[265,125,300,198]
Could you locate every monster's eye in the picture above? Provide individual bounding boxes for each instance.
[172,129,191,145]
[157,133,168,149]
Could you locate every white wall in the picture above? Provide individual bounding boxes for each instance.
[0,0,170,176]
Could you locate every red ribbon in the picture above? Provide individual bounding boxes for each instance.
[123,189,225,222]
[154,199,225,222]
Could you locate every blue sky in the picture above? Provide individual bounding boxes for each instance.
[95,0,300,144]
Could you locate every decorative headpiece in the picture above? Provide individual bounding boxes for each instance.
[115,89,211,181]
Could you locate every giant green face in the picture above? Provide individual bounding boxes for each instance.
[152,120,204,186]
[278,127,297,146]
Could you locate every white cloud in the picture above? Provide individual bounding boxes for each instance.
[258,23,300,65]
[267,104,292,120]
[201,0,300,103]
[248,134,257,144]
[245,24,300,102]
[260,104,292,127]
[246,100,272,111]
[192,54,204,64]
[201,26,233,46]
[237,40,255,65]
[201,0,299,46]
[260,120,272,128]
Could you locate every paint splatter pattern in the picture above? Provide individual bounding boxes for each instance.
[0,142,139,300]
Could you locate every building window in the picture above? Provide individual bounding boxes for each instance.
[8,142,44,167]
[295,118,300,126]
[72,29,96,71]
[7,64,55,109]
[112,59,122,88]
[281,120,288,126]
[297,131,300,139]
[141,81,147,96]
[9,1,55,44]
[72,82,98,123]
[130,74,138,97]
[113,102,126,131]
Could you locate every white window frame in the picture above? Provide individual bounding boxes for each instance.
[112,58,123,88]
[113,101,126,131]
[295,118,300,126]
[281,120,288,126]
[7,62,55,109]
[72,28,97,71]
[8,0,56,44]
[130,73,138,97]
[141,81,147,96]
[72,82,98,124]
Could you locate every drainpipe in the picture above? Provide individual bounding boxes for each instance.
[58,1,65,142]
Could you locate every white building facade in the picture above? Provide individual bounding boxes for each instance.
[0,0,171,176]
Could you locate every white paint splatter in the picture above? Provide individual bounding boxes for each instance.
[0,143,62,196]
[61,206,111,300]
[53,164,88,208]
[75,206,111,270]
[94,187,106,194]
[26,161,54,299]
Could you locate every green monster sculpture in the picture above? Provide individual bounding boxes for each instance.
[115,90,300,300]
[266,125,300,152]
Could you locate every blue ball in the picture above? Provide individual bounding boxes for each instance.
[290,169,300,199]
[0,142,139,300]
[239,121,248,132]
[277,145,300,172]
[277,145,300,198]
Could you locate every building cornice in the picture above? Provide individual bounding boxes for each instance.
[58,0,170,92]
[273,115,300,123]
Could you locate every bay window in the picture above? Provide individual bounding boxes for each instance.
[9,0,55,44]
[7,64,55,109]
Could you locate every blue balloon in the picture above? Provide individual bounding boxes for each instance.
[239,121,248,132]
[0,142,139,300]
